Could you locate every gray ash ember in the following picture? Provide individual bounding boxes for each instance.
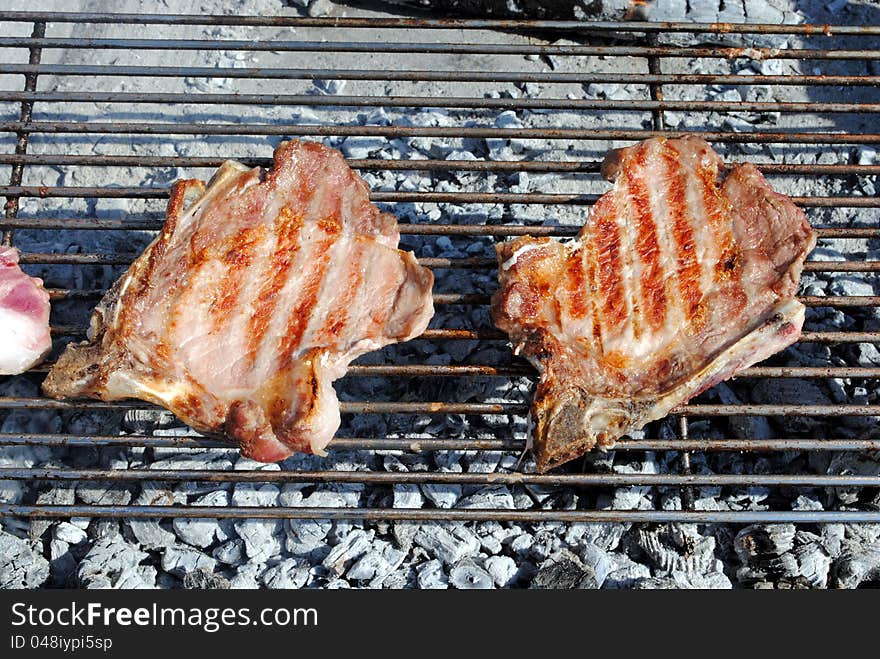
[1,0,879,589]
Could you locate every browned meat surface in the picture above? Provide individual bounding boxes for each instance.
[43,140,434,462]
[492,136,816,472]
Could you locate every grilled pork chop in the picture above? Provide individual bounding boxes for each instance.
[492,136,816,472]
[0,246,51,375]
[43,140,434,462]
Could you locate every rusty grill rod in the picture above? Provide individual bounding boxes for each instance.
[5,467,880,488]
[1,90,877,114]
[0,398,877,417]
[2,12,880,35]
[0,154,878,177]
[2,433,879,453]
[3,186,877,208]
[2,37,879,60]
[3,122,879,145]
[4,505,880,524]
[6,64,879,87]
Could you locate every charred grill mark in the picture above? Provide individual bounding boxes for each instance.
[582,223,603,349]
[661,146,704,326]
[316,238,363,342]
[594,202,626,332]
[210,224,268,327]
[248,206,304,362]
[564,243,588,320]
[278,219,341,363]
[612,183,642,342]
[697,156,746,317]
[626,144,667,332]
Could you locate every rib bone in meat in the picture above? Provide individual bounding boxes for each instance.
[44,141,435,462]
[492,137,817,472]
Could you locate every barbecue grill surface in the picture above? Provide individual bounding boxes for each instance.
[0,7,879,543]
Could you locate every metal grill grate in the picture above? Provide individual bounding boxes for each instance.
[0,10,879,525]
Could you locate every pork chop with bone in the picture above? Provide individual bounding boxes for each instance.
[492,136,816,472]
[43,140,435,462]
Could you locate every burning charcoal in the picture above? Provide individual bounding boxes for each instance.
[235,519,282,563]
[161,544,218,578]
[792,531,832,588]
[229,563,264,589]
[450,557,494,590]
[49,539,77,587]
[340,136,389,159]
[603,554,652,589]
[714,382,774,439]
[734,524,810,587]
[54,522,87,546]
[827,452,880,506]
[484,555,518,587]
[346,542,406,585]
[183,567,229,589]
[420,483,461,509]
[127,485,179,549]
[213,539,245,565]
[457,485,515,509]
[114,566,157,589]
[638,524,725,576]
[29,487,75,540]
[577,542,614,585]
[322,529,375,576]
[750,379,833,433]
[325,578,351,589]
[530,549,602,589]
[416,559,448,589]
[834,542,880,589]
[414,524,480,565]
[173,491,232,548]
[262,559,309,589]
[78,536,148,589]
[0,530,49,589]
[393,484,424,509]
[633,572,732,589]
[830,277,876,297]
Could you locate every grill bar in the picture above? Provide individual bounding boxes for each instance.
[4,187,877,208]
[1,397,877,417]
[7,219,878,240]
[2,433,878,453]
[8,63,878,87]
[2,154,877,176]
[2,12,879,35]
[2,37,878,60]
[4,505,880,524]
[4,121,879,144]
[5,467,880,488]
[2,90,877,114]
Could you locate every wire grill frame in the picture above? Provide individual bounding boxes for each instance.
[0,11,878,524]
